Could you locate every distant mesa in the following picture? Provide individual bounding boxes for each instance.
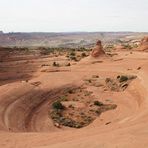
[138,36,148,51]
[91,40,105,58]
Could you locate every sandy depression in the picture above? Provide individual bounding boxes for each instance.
[0,38,148,148]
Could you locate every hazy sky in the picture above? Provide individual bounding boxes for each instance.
[0,0,148,32]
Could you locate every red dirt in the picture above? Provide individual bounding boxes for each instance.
[0,46,148,148]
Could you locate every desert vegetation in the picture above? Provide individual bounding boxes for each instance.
[49,86,117,128]
[83,74,137,92]
[0,34,148,148]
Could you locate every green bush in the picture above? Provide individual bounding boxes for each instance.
[52,101,65,110]
[81,52,87,57]
[94,101,103,106]
[122,44,132,50]
[68,90,74,94]
[70,52,76,56]
[119,76,128,83]
[53,62,60,67]
[69,56,77,61]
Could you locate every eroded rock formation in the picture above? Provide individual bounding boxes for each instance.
[91,40,105,57]
[138,36,148,51]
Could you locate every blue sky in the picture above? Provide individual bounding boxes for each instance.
[0,0,148,32]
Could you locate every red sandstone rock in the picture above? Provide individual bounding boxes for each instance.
[91,40,105,57]
[137,36,148,51]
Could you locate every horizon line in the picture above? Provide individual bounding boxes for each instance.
[1,31,148,34]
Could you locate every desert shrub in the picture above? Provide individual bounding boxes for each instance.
[133,44,138,48]
[52,62,60,67]
[119,76,128,83]
[78,47,88,51]
[105,44,114,52]
[52,101,65,110]
[94,101,103,106]
[68,90,74,94]
[68,51,79,61]
[69,56,77,61]
[95,110,101,115]
[122,44,132,50]
[81,52,87,57]
[65,63,71,66]
[69,104,74,109]
[88,79,92,83]
[70,52,76,56]
[84,91,92,96]
[53,62,56,66]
